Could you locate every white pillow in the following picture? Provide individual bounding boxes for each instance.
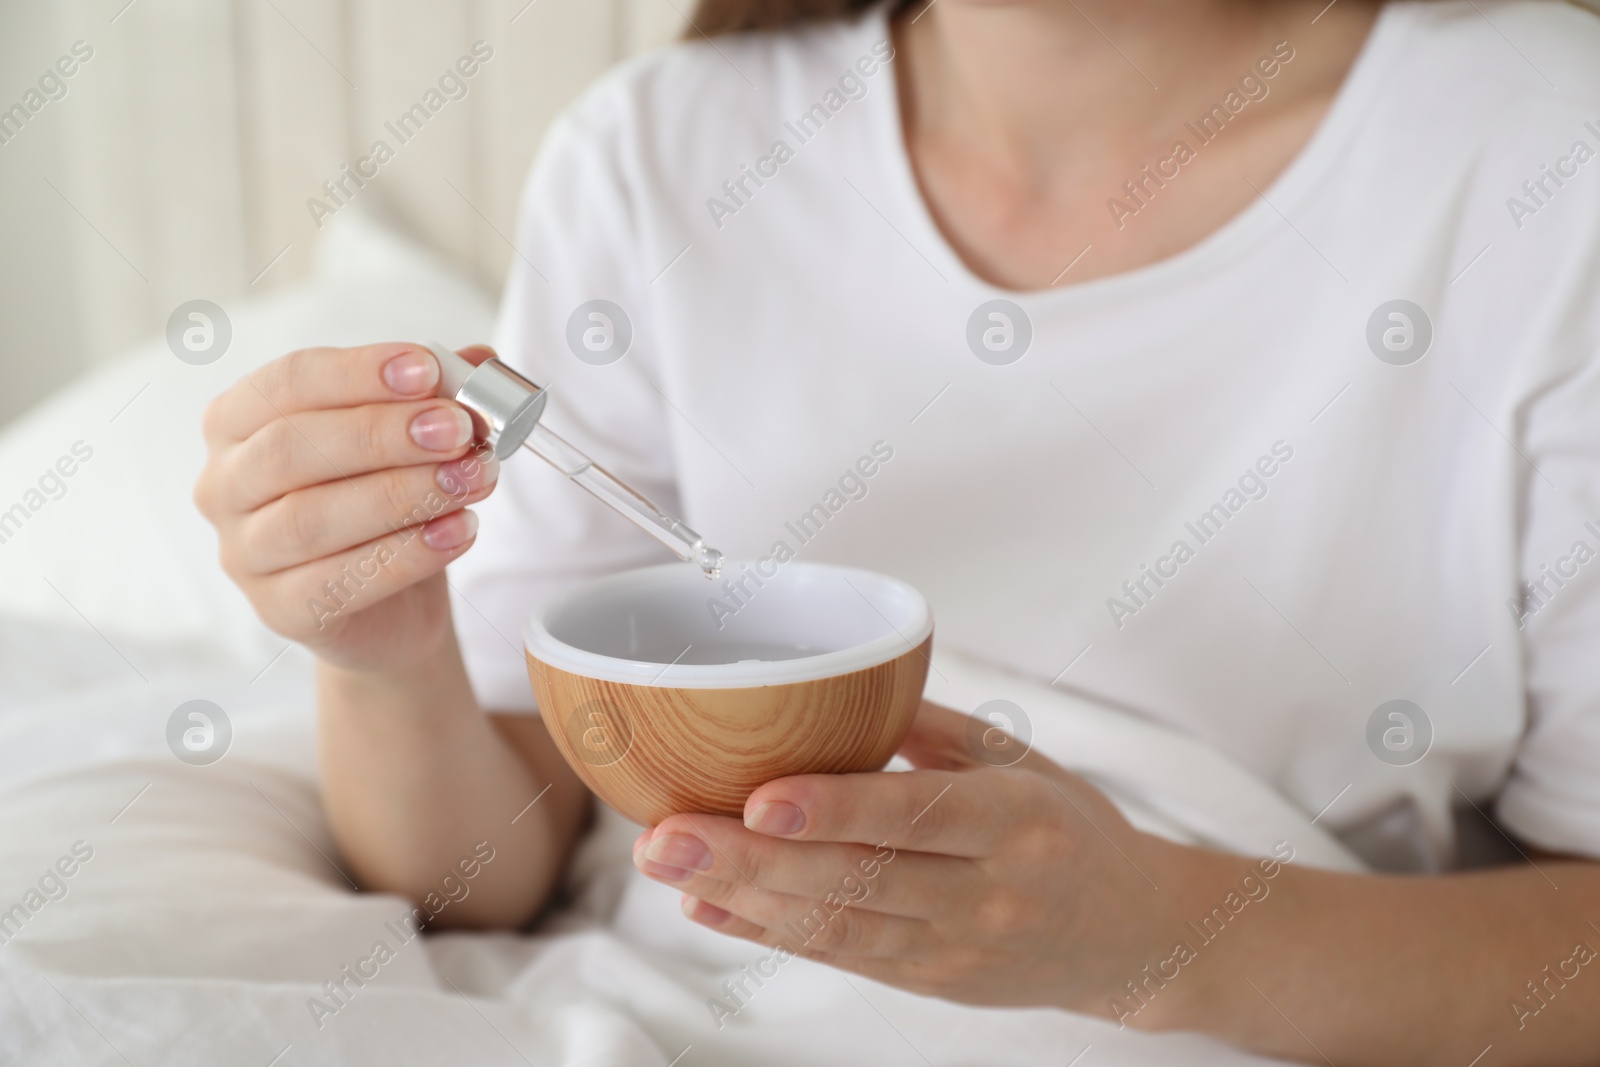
[0,210,498,672]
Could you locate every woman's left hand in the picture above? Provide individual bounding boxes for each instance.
[632,701,1199,1020]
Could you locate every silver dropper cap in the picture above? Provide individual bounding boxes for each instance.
[427,341,547,460]
[422,341,723,578]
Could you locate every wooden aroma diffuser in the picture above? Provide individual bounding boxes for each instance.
[524,562,933,826]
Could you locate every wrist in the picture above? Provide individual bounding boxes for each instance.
[1102,840,1290,1034]
[317,622,482,731]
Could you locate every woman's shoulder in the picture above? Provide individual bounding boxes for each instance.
[1379,4,1600,379]
[542,11,891,173]
[1356,1,1600,224]
[1395,0,1600,101]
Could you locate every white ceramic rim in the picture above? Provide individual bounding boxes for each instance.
[522,561,933,688]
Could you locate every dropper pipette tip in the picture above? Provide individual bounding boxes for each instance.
[695,543,724,580]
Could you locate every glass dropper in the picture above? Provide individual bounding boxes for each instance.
[427,343,723,579]
[520,421,723,578]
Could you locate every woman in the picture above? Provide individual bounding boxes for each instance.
[194,0,1600,1061]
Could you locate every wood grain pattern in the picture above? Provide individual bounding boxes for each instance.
[529,637,932,826]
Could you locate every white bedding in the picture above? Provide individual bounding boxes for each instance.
[0,213,1361,1065]
[0,642,1359,1067]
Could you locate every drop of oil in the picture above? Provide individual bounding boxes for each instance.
[696,544,724,580]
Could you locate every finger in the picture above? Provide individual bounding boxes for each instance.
[680,895,767,941]
[666,874,930,960]
[695,911,968,1009]
[204,343,496,443]
[641,813,974,920]
[682,899,926,1002]
[250,509,479,641]
[232,449,499,574]
[744,769,1017,857]
[220,400,478,513]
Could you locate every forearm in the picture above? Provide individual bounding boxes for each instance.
[316,627,584,929]
[1139,843,1600,1065]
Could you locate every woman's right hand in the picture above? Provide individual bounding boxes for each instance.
[193,342,499,672]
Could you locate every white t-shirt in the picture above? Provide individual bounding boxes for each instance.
[452,0,1600,871]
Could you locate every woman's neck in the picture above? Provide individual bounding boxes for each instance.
[900,0,1367,171]
[891,0,1382,288]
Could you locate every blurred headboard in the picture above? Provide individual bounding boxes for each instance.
[2,0,684,396]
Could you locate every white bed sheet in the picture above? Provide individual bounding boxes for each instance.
[0,631,1359,1067]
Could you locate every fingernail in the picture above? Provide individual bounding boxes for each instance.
[639,859,693,882]
[410,406,472,451]
[422,509,477,551]
[746,801,804,836]
[684,896,731,925]
[645,833,712,871]
[436,455,499,495]
[383,350,439,396]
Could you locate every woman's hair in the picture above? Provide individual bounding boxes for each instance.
[688,0,1594,36]
[686,0,883,37]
